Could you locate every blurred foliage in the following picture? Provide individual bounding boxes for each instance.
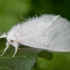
[32,53,70,70]
[0,0,70,70]
[0,0,32,32]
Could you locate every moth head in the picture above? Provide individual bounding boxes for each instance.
[0,33,20,48]
[0,33,21,57]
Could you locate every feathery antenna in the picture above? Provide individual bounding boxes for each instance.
[0,33,6,38]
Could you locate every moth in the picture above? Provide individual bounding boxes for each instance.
[0,14,70,57]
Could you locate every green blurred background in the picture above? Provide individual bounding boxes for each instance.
[0,0,70,70]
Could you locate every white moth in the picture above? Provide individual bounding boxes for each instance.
[0,14,70,57]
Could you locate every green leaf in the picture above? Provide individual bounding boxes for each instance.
[0,38,53,70]
[38,51,53,60]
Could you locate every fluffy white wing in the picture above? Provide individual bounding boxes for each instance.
[21,15,70,52]
[44,15,70,52]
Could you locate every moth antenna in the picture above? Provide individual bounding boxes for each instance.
[0,33,6,38]
[1,42,9,56]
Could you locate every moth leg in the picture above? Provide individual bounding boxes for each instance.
[13,47,18,57]
[1,42,9,56]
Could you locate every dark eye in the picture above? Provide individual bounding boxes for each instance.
[18,43,21,46]
[10,40,14,42]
